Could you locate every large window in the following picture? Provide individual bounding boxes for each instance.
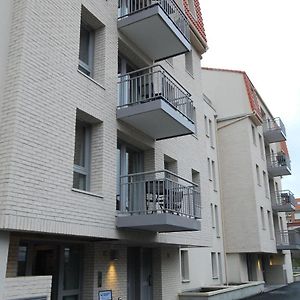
[73,120,91,191]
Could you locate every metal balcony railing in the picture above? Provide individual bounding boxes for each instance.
[118,65,195,122]
[263,117,286,136]
[274,190,296,207]
[276,230,290,247]
[119,170,201,219]
[118,0,190,42]
[276,230,300,249]
[267,153,291,170]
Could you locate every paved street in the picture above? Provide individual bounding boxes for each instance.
[245,282,300,300]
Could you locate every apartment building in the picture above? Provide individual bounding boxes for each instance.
[202,68,294,285]
[0,0,219,299]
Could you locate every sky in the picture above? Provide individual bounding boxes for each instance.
[200,0,300,197]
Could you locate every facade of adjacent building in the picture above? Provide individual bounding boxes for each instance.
[0,1,295,300]
[202,68,294,285]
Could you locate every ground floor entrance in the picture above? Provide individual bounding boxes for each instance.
[127,247,153,300]
[16,241,82,300]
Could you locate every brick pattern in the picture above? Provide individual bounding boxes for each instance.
[4,275,52,300]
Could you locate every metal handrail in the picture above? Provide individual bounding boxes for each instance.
[118,0,190,41]
[263,117,286,136]
[119,170,201,218]
[274,190,295,206]
[267,153,291,170]
[276,230,300,246]
[276,230,290,246]
[118,65,195,122]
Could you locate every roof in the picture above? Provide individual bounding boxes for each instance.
[183,0,207,43]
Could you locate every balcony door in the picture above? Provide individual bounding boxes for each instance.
[117,140,144,212]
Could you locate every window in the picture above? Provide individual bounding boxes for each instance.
[164,155,177,174]
[73,120,91,191]
[204,115,209,137]
[251,125,256,145]
[181,250,189,282]
[192,169,200,186]
[263,171,269,198]
[166,57,173,67]
[215,205,220,237]
[259,134,264,159]
[17,243,28,276]
[185,51,193,76]
[268,210,274,239]
[211,252,218,279]
[209,119,214,148]
[218,253,223,282]
[78,6,105,82]
[79,22,95,76]
[260,207,265,230]
[211,203,215,228]
[212,160,217,191]
[256,164,261,186]
[207,158,212,181]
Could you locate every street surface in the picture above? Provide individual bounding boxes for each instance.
[245,282,300,300]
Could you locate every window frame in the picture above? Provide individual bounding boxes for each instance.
[78,23,95,77]
[73,121,91,191]
[181,249,190,282]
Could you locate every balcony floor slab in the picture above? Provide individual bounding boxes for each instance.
[117,98,195,139]
[116,213,201,232]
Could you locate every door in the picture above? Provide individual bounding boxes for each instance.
[58,245,82,300]
[32,245,60,300]
[117,141,144,212]
[127,247,153,300]
[141,248,153,300]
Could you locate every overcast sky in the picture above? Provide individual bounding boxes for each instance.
[200,0,300,197]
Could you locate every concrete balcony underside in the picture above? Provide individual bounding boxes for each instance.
[117,98,195,140]
[116,213,201,232]
[268,165,291,177]
[264,129,286,144]
[272,203,295,212]
[118,5,191,61]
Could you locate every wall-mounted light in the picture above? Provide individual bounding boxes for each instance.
[110,249,119,261]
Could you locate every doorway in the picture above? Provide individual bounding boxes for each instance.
[27,243,82,300]
[127,247,153,300]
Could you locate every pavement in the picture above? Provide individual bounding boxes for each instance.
[245,282,300,300]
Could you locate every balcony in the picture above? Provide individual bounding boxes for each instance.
[263,117,286,144]
[276,230,300,250]
[272,190,296,212]
[117,65,196,140]
[118,0,191,61]
[116,170,201,232]
[267,153,291,177]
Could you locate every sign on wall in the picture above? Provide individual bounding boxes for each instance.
[98,290,113,300]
